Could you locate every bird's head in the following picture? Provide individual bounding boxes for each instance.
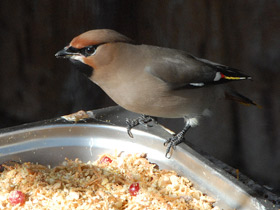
[55,29,133,75]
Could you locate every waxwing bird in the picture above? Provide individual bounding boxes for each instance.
[56,29,257,158]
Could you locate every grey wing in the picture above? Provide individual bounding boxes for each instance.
[145,52,217,87]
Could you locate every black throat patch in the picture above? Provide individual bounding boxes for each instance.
[70,60,93,77]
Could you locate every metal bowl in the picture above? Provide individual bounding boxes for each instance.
[0,106,276,209]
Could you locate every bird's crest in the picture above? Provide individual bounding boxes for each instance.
[70,29,133,49]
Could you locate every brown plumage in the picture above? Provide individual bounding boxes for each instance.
[56,29,256,157]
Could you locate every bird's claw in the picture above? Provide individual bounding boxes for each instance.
[164,141,175,159]
[164,124,191,158]
[126,124,134,138]
[164,131,186,158]
[126,118,138,138]
[126,115,155,138]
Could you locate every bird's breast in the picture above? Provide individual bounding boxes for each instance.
[98,71,165,112]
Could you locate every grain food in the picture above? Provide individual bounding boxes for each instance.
[0,153,219,209]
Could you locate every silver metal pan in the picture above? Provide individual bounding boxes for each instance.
[0,106,277,209]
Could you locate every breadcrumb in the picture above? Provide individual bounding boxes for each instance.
[0,153,219,209]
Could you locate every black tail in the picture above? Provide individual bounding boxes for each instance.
[225,90,260,107]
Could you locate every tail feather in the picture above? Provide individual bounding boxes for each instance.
[225,90,261,108]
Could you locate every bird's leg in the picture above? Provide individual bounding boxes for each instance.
[164,123,191,158]
[126,115,155,138]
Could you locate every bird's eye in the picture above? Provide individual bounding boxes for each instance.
[78,44,100,57]
[82,46,96,57]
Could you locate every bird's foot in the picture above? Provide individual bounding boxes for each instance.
[164,131,185,158]
[126,115,155,138]
[164,125,191,158]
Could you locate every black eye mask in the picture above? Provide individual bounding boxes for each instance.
[67,44,101,57]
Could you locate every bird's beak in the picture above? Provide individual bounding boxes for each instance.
[55,47,78,59]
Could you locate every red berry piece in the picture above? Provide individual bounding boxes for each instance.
[100,156,112,164]
[129,183,140,196]
[9,190,25,206]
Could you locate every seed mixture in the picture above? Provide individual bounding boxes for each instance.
[0,153,219,209]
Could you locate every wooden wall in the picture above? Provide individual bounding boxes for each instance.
[0,0,279,194]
